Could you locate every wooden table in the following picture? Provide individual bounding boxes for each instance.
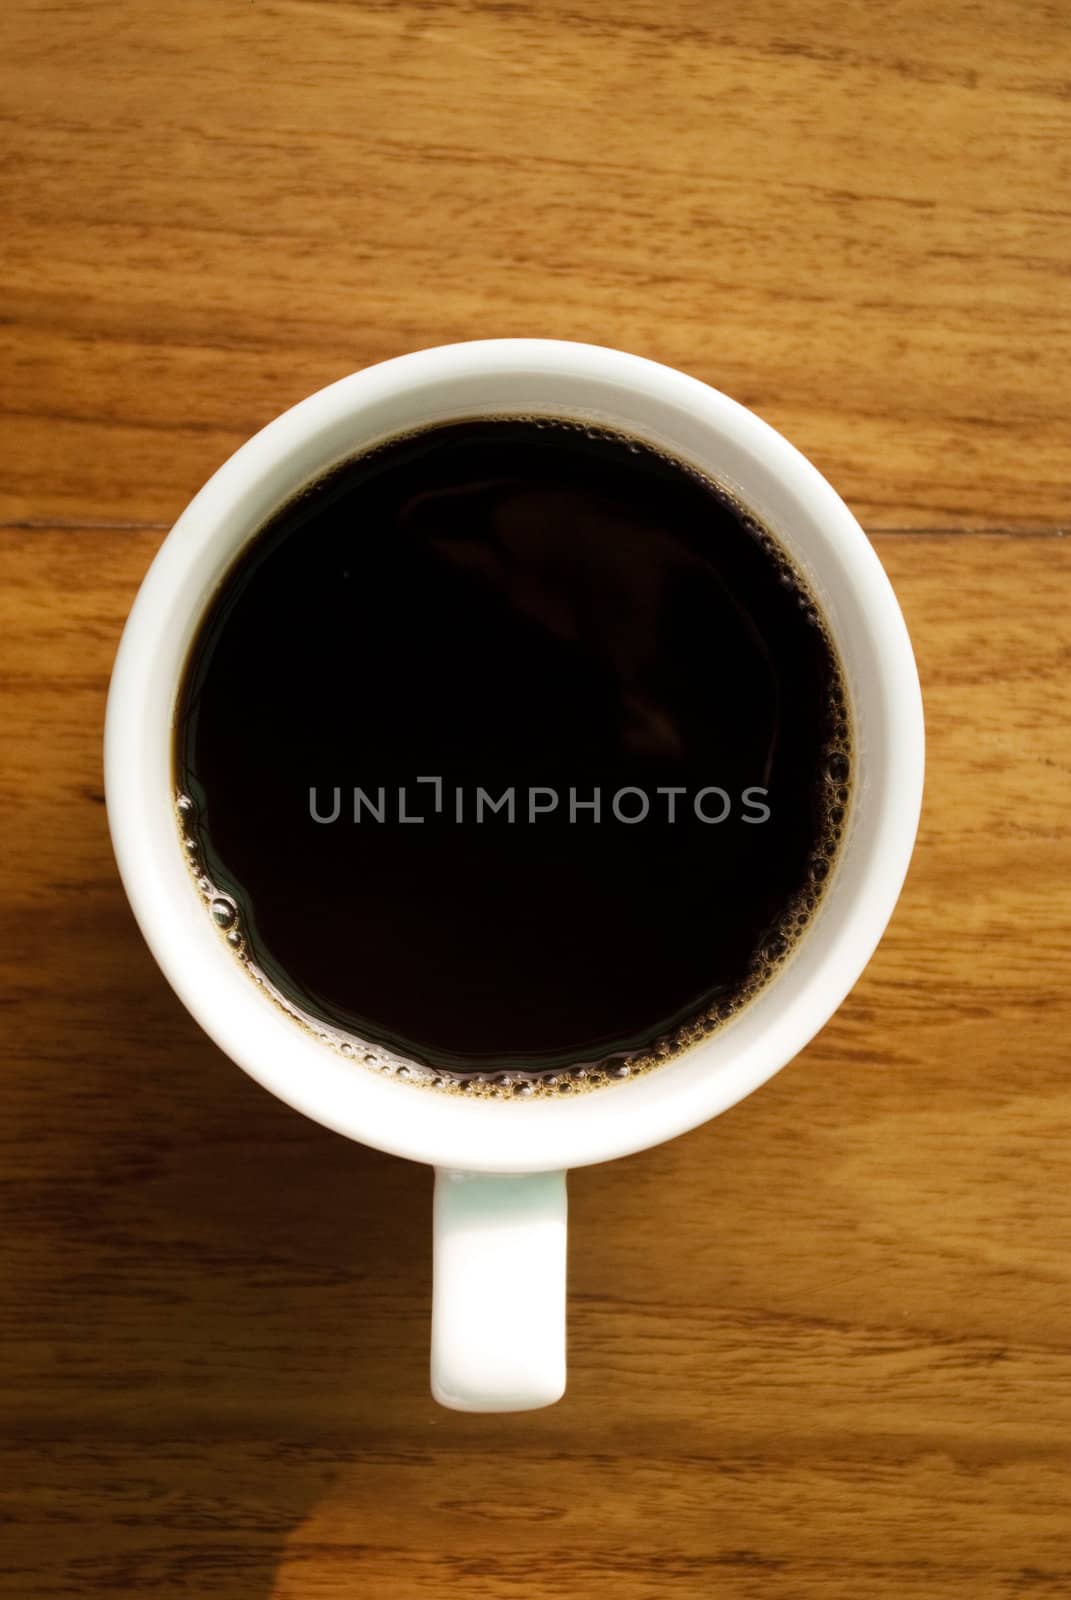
[2,3,1068,1595]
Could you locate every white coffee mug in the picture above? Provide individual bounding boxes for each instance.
[105,339,924,1412]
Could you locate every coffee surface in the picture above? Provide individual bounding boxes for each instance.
[174,418,850,1092]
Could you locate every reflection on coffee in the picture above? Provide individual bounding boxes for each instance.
[173,418,851,1096]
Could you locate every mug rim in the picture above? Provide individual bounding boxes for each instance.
[105,339,924,1172]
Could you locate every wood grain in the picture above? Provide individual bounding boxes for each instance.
[2,0,1069,532]
[2,1,1070,1597]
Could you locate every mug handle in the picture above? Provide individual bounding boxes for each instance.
[431,1168,567,1411]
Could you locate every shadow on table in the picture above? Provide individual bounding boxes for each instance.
[6,877,440,1598]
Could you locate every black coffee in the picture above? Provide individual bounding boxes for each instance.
[174,418,850,1095]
